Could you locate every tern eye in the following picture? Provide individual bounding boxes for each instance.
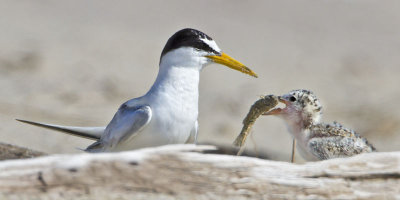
[289,96,297,102]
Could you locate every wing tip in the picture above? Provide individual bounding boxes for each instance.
[15,118,36,125]
[16,118,102,140]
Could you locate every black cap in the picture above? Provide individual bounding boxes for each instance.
[161,28,220,58]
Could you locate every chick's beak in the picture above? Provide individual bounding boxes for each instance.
[263,96,289,115]
[206,52,258,78]
[278,96,291,106]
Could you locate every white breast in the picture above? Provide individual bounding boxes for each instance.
[112,67,200,151]
[149,67,200,143]
[111,48,207,151]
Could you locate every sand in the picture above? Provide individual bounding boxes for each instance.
[1,0,399,161]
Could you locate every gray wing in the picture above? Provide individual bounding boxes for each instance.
[86,104,152,152]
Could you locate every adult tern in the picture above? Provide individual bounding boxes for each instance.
[17,28,257,152]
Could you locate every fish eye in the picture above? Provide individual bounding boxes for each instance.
[289,96,297,102]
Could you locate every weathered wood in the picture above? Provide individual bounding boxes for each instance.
[0,144,398,200]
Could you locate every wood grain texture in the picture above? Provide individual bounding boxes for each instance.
[0,144,398,200]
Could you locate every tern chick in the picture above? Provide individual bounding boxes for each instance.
[264,89,376,161]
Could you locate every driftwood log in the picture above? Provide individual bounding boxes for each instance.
[0,144,399,199]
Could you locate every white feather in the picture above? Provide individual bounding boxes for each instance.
[200,38,221,53]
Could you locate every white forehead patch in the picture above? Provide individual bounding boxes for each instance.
[200,38,221,53]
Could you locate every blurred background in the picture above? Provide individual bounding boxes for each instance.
[1,0,399,162]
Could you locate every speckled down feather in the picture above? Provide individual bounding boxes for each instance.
[307,122,376,160]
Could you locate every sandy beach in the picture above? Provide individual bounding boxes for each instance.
[1,0,399,161]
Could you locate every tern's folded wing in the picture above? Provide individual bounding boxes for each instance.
[86,104,152,152]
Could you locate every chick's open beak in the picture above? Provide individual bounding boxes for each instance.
[206,52,258,78]
[263,108,282,115]
[263,96,288,115]
[278,96,291,106]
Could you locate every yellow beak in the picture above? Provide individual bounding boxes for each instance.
[206,52,258,78]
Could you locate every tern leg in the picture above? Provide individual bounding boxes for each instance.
[185,120,199,144]
[291,139,296,163]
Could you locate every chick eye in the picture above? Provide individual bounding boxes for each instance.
[289,96,297,102]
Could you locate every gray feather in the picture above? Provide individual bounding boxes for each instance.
[16,119,104,140]
[85,105,152,152]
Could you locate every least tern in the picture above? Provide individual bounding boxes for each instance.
[264,89,376,161]
[18,28,257,152]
